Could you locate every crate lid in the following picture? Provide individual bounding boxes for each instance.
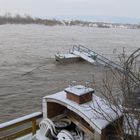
[65,85,94,96]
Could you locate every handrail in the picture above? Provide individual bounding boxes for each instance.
[73,45,123,70]
[73,44,139,85]
[0,112,43,140]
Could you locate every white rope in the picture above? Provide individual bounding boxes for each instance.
[57,130,75,140]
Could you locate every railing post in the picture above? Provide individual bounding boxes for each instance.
[32,119,37,135]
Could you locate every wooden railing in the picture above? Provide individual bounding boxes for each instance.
[0,112,43,140]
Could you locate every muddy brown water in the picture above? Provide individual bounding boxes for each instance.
[0,24,139,123]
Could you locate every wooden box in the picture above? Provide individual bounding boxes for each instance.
[65,85,94,104]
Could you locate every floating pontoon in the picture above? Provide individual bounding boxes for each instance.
[55,53,80,63]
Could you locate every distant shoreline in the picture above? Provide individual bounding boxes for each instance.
[0,14,140,29]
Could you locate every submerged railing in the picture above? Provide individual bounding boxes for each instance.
[0,112,43,140]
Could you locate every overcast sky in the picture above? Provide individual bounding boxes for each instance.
[0,0,140,19]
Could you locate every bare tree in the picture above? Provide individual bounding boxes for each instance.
[91,48,140,140]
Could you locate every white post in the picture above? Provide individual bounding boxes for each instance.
[42,98,47,119]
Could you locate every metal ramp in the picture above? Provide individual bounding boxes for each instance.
[72,45,140,85]
[72,45,124,72]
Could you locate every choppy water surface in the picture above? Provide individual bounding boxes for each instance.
[0,24,140,123]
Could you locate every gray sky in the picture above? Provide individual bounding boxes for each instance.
[0,0,140,19]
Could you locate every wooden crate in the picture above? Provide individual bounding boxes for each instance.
[66,92,93,104]
[65,85,94,104]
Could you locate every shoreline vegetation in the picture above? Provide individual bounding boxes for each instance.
[0,13,140,29]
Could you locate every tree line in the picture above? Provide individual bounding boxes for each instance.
[0,13,140,29]
[0,13,62,26]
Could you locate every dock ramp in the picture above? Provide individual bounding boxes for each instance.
[72,45,123,72]
[72,45,140,85]
[55,44,139,85]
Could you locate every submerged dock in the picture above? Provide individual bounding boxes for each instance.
[55,45,123,71]
[55,44,139,87]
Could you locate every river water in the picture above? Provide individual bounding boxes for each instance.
[0,24,140,123]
